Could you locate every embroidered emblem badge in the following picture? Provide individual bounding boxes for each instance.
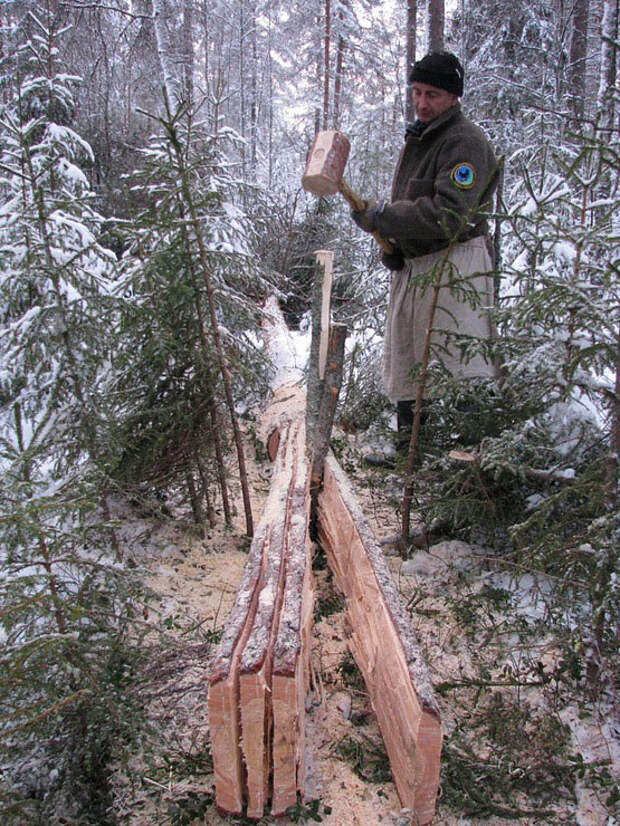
[451,163,475,189]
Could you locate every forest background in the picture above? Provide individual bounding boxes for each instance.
[0,0,618,823]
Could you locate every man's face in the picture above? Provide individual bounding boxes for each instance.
[412,82,458,123]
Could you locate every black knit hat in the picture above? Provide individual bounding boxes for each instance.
[408,51,464,96]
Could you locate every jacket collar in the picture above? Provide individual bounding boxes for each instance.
[406,103,462,141]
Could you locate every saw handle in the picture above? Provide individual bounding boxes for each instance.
[338,179,394,255]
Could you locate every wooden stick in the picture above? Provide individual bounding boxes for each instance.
[306,251,334,447]
[271,434,314,815]
[208,524,267,814]
[317,453,442,825]
[316,250,334,380]
[310,322,347,492]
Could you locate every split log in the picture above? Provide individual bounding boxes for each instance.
[316,452,442,826]
[209,296,313,817]
[306,250,334,446]
[238,421,308,818]
[310,322,347,492]
[208,524,267,814]
[271,438,314,815]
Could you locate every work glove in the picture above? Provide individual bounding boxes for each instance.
[381,248,405,271]
[351,199,386,233]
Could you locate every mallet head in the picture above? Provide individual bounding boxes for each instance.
[301,130,350,197]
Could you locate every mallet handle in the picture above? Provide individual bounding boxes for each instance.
[338,179,394,255]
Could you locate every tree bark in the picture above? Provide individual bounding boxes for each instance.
[597,0,619,129]
[153,0,182,110]
[182,0,194,107]
[306,250,334,448]
[427,0,444,52]
[406,0,417,123]
[333,3,345,129]
[310,322,347,492]
[400,258,446,540]
[569,0,588,120]
[323,0,331,129]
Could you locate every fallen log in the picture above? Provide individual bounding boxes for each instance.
[208,523,266,814]
[209,296,313,817]
[317,452,442,826]
[238,420,309,818]
[271,438,314,815]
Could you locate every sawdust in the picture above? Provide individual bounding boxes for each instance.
[109,425,618,826]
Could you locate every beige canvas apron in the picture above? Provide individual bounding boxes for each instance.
[382,235,498,402]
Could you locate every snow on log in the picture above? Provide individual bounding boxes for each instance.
[316,452,442,826]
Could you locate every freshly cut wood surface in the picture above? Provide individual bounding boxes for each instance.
[209,387,313,818]
[208,524,267,814]
[272,437,314,815]
[316,452,442,826]
[239,421,304,817]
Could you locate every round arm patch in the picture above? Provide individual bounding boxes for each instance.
[450,163,475,189]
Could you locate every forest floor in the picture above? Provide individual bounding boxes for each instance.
[109,415,618,826]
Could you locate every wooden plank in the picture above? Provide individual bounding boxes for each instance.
[208,523,267,814]
[271,438,314,815]
[210,297,315,818]
[306,250,333,445]
[316,452,442,826]
[237,421,298,817]
[310,322,347,492]
[315,250,334,380]
[238,520,281,818]
[238,420,309,818]
[209,415,300,817]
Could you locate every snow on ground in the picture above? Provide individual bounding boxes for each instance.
[106,300,618,825]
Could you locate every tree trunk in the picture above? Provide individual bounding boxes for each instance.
[427,0,444,52]
[250,0,258,166]
[186,469,205,535]
[406,0,417,123]
[267,2,274,185]
[183,0,194,107]
[306,251,334,447]
[333,33,344,128]
[162,109,253,537]
[597,0,619,129]
[192,264,233,529]
[195,448,216,528]
[239,0,246,172]
[400,257,447,540]
[569,0,589,120]
[153,0,182,110]
[323,0,331,129]
[608,331,620,500]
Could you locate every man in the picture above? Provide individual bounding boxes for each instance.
[352,51,499,449]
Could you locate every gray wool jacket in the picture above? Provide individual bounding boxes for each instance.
[375,104,499,260]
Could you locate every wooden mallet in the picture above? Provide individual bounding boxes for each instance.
[302,130,393,254]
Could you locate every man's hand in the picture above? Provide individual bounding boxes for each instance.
[351,199,386,233]
[381,249,405,271]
